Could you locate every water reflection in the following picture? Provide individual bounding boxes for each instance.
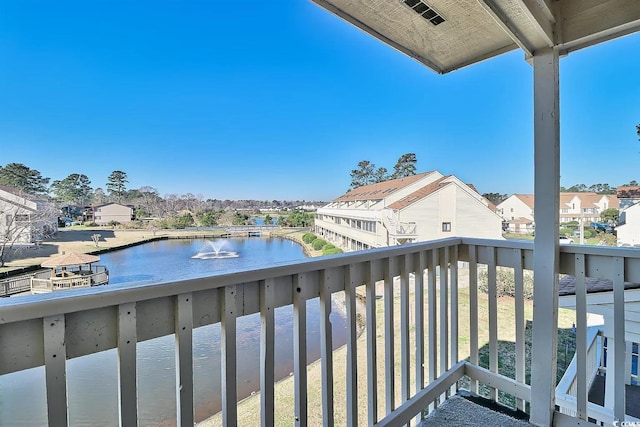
[0,238,349,426]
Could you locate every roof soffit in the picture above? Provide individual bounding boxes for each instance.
[312,0,640,73]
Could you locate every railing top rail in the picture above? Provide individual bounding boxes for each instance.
[460,237,640,258]
[0,237,463,325]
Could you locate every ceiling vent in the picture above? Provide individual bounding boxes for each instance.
[402,0,446,26]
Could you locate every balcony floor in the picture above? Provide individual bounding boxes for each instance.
[588,374,640,419]
[420,394,530,426]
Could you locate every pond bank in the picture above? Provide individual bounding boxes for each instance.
[1,228,317,277]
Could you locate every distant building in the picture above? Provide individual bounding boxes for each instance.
[496,192,618,234]
[314,171,503,251]
[88,203,135,225]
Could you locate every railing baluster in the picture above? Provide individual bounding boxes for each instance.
[44,315,68,427]
[468,245,479,395]
[293,274,308,427]
[118,302,138,426]
[319,270,334,426]
[345,264,358,427]
[514,249,525,412]
[400,254,410,408]
[450,245,458,397]
[427,249,437,413]
[175,293,194,427]
[384,257,395,414]
[222,285,238,426]
[613,257,626,421]
[439,247,449,402]
[260,279,275,427]
[574,254,587,420]
[366,260,379,425]
[487,247,498,401]
[414,251,426,423]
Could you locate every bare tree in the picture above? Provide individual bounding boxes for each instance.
[0,190,58,268]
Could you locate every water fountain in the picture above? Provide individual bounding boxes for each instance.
[191,240,240,259]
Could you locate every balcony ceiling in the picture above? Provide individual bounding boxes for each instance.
[312,0,640,73]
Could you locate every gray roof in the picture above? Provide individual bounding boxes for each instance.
[559,275,640,296]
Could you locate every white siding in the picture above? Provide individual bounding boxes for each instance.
[399,185,503,241]
[496,195,534,221]
[617,203,640,247]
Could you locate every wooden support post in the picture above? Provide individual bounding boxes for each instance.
[530,46,561,427]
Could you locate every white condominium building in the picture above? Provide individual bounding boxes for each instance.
[315,171,503,251]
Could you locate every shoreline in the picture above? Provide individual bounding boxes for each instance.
[1,228,318,277]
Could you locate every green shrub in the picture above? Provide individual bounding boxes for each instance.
[302,233,317,244]
[583,229,594,239]
[83,221,97,227]
[559,227,573,237]
[311,238,328,250]
[565,221,579,228]
[478,267,534,299]
[323,247,343,256]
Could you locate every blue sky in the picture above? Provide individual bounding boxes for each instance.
[1,1,638,201]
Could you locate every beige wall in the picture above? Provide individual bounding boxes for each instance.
[94,204,133,225]
[496,195,533,221]
[400,185,503,241]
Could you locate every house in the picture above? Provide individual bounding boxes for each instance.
[559,192,618,224]
[0,185,57,244]
[617,202,640,247]
[497,193,618,233]
[315,171,503,251]
[90,203,134,225]
[496,194,535,222]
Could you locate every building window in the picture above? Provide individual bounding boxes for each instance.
[442,222,451,232]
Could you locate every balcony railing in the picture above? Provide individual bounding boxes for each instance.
[0,238,638,426]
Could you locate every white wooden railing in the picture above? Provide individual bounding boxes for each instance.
[0,238,639,426]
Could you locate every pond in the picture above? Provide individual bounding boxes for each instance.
[0,237,349,426]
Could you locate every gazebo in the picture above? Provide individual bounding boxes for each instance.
[31,252,109,293]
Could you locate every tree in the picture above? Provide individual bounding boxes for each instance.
[482,193,508,205]
[93,187,107,204]
[372,167,389,183]
[263,214,273,225]
[601,208,619,224]
[106,170,128,203]
[636,123,639,141]
[391,153,417,179]
[350,160,376,189]
[0,163,50,196]
[50,173,93,206]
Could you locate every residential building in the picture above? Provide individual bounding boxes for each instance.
[496,194,535,222]
[89,203,134,225]
[315,171,503,251]
[559,192,618,224]
[617,202,640,247]
[0,185,57,243]
[496,193,618,233]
